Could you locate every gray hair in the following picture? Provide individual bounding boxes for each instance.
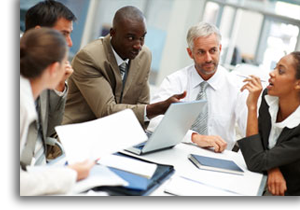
[186,22,222,50]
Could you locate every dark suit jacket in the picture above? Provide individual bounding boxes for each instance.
[63,35,151,126]
[238,89,300,195]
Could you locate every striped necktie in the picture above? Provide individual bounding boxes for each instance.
[119,62,128,80]
[191,81,209,135]
[119,62,128,103]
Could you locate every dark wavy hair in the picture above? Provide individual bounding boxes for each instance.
[291,51,300,80]
[20,28,67,79]
[25,0,76,31]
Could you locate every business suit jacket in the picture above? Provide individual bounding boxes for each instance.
[63,35,152,126]
[238,90,300,195]
[20,89,67,167]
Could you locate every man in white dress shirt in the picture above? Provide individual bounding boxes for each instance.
[148,22,248,152]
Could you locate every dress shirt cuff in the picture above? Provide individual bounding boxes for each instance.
[182,130,198,146]
[144,105,150,122]
[54,82,68,97]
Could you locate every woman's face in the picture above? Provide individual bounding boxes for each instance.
[267,54,300,97]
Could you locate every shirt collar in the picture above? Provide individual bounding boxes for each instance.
[265,94,300,129]
[110,40,129,66]
[191,65,224,91]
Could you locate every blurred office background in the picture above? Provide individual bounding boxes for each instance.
[20,0,300,89]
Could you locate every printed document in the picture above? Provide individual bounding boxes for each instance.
[55,109,147,164]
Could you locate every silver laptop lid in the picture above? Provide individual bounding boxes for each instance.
[142,100,207,154]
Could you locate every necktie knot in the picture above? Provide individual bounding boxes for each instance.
[196,81,209,100]
[200,81,209,92]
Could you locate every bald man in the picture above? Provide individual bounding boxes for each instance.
[63,6,185,127]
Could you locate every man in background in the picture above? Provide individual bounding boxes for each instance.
[21,0,76,164]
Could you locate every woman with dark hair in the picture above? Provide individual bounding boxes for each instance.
[20,28,94,196]
[239,52,300,196]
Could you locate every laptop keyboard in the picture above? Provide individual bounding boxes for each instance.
[134,141,146,149]
[145,130,153,138]
[133,131,152,149]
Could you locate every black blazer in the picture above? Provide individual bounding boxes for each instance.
[238,89,300,195]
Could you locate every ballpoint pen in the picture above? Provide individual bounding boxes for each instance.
[234,72,268,82]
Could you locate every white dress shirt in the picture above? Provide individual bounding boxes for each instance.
[265,95,300,149]
[54,81,68,96]
[148,64,248,150]
[20,76,77,196]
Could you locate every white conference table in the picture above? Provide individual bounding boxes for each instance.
[120,143,267,196]
[50,142,266,196]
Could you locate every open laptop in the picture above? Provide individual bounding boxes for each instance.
[125,100,207,155]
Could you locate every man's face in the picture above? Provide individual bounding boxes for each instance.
[187,33,221,80]
[52,18,74,47]
[110,18,147,60]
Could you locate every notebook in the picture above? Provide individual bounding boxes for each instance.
[188,154,244,175]
[125,100,207,155]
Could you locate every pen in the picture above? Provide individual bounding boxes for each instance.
[234,73,267,82]
[95,158,101,164]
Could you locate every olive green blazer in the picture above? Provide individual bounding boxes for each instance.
[63,35,152,126]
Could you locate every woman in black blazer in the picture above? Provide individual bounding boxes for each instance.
[238,51,300,196]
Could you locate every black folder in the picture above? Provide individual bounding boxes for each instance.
[93,153,174,196]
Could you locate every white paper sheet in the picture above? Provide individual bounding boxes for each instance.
[55,109,148,164]
[71,165,128,194]
[98,154,157,179]
[164,175,242,196]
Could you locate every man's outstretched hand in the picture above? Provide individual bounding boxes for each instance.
[146,91,187,119]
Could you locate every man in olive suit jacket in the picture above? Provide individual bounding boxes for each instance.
[63,6,185,127]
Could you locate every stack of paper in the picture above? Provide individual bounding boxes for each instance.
[98,155,157,179]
